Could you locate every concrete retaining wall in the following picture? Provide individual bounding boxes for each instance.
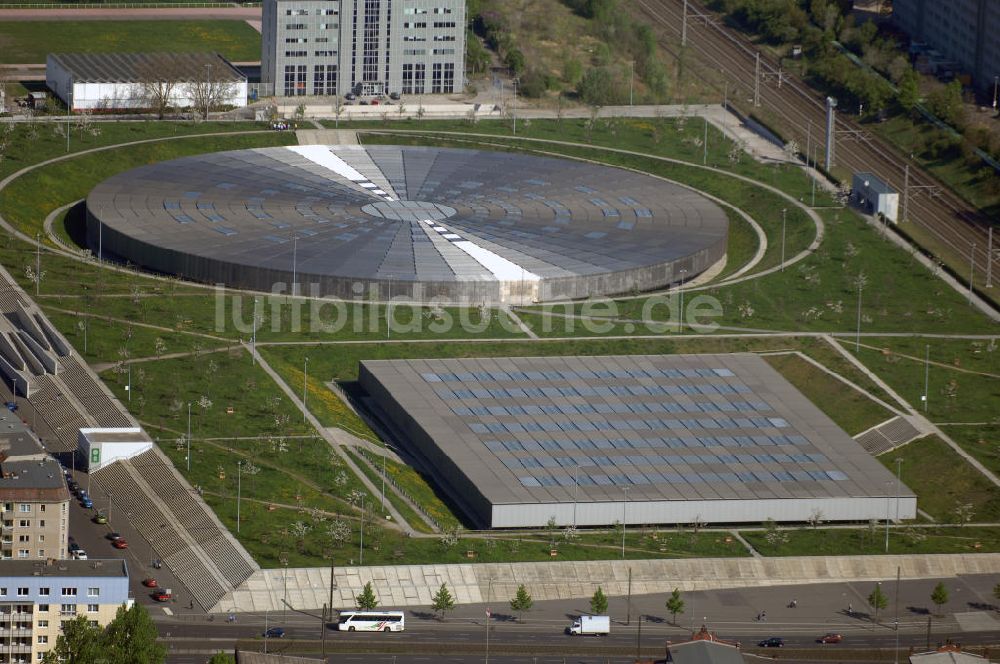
[220,553,1000,613]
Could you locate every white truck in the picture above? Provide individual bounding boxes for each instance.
[568,615,610,636]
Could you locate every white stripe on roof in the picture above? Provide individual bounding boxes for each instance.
[287,145,368,183]
[452,240,541,282]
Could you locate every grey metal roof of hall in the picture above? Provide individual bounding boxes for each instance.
[85,146,729,301]
[359,354,914,507]
[49,52,245,83]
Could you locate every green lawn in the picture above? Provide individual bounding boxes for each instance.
[764,353,892,435]
[945,425,1000,479]
[350,447,461,530]
[880,436,1000,524]
[849,337,1000,424]
[343,449,435,534]
[742,525,1000,557]
[0,20,261,64]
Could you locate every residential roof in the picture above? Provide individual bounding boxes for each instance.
[668,639,747,664]
[853,171,895,195]
[48,52,245,84]
[910,650,990,664]
[0,458,70,502]
[0,409,46,460]
[0,559,127,579]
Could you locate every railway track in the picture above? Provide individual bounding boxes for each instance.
[634,0,1000,309]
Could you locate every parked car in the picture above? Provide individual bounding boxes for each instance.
[142,578,158,588]
[112,538,129,549]
[759,637,785,648]
[818,633,843,644]
[72,549,87,560]
[107,532,122,541]
[67,480,78,491]
[263,627,285,639]
[5,401,17,412]
[68,541,80,553]
[345,92,356,100]
[81,497,93,508]
[389,91,400,100]
[151,589,172,602]
[93,513,108,524]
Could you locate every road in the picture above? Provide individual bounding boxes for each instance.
[156,573,1000,662]
[633,0,999,304]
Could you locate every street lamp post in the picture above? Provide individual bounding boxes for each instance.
[292,236,298,297]
[35,233,41,296]
[629,60,635,106]
[359,494,365,565]
[512,78,518,136]
[485,577,494,664]
[894,457,903,522]
[204,64,212,120]
[993,75,999,112]
[187,402,192,472]
[855,280,863,352]
[678,269,688,332]
[251,297,259,365]
[884,481,891,553]
[302,356,309,421]
[236,459,242,534]
[780,208,787,271]
[283,559,289,623]
[386,275,392,340]
[923,345,930,412]
[621,486,629,559]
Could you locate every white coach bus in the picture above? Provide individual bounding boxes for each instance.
[337,611,405,632]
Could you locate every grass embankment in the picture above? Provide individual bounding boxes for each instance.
[879,436,1000,524]
[343,449,434,534]
[348,448,461,531]
[0,20,261,64]
[763,353,893,436]
[848,337,1000,425]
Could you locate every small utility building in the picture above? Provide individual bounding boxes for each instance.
[46,52,248,113]
[851,172,899,223]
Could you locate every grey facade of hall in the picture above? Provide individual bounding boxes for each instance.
[893,0,1000,94]
[85,146,728,305]
[261,0,465,97]
[359,354,917,529]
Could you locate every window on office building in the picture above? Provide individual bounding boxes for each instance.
[284,65,307,96]
[314,65,338,95]
[87,604,99,613]
[432,62,444,93]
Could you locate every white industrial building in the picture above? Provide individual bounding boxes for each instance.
[46,52,248,113]
[852,172,900,223]
[78,427,154,471]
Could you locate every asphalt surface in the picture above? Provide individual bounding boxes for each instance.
[156,574,1000,663]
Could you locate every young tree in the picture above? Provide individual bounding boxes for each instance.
[897,68,920,113]
[509,584,533,620]
[666,588,686,624]
[868,584,888,623]
[102,603,167,664]
[431,583,456,619]
[931,582,949,614]
[356,581,379,610]
[135,58,181,119]
[590,586,608,615]
[42,615,102,664]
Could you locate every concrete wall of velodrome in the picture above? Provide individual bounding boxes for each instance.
[224,553,1000,612]
[86,208,727,305]
[492,497,919,529]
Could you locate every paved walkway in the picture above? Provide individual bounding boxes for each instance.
[218,552,1000,613]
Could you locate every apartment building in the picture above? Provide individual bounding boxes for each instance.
[893,0,1000,94]
[261,0,465,97]
[0,414,70,562]
[0,559,130,663]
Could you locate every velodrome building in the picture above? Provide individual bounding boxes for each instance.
[360,354,917,528]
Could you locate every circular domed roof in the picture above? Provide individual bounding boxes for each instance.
[85,145,729,303]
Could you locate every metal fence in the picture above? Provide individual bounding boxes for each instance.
[353,445,442,533]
